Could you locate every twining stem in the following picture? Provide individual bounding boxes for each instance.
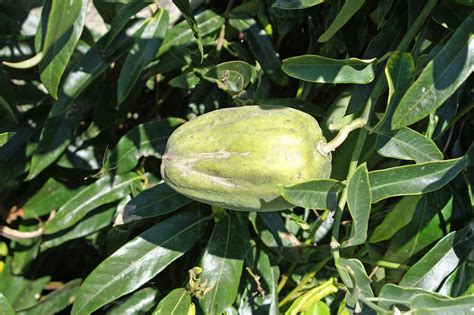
[359,258,409,270]
[0,225,43,241]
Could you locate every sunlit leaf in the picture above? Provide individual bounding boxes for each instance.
[318,0,365,42]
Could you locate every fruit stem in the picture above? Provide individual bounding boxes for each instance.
[317,115,368,155]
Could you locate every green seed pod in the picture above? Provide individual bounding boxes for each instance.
[161,105,331,211]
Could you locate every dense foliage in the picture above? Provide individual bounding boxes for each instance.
[0,0,473,314]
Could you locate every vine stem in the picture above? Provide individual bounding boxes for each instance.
[0,225,43,240]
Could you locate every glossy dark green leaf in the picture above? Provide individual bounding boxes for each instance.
[23,177,80,219]
[369,195,421,243]
[200,213,246,315]
[106,0,154,48]
[281,179,344,210]
[0,293,15,315]
[0,269,50,310]
[204,61,255,93]
[391,14,474,129]
[27,24,137,180]
[375,52,415,131]
[38,0,87,99]
[157,10,224,57]
[410,294,474,314]
[383,192,452,263]
[71,211,208,315]
[43,173,143,234]
[105,118,184,174]
[254,248,279,314]
[336,258,374,313]
[122,182,191,224]
[433,2,472,31]
[398,223,474,291]
[376,127,443,163]
[272,0,324,10]
[152,288,191,315]
[342,164,370,248]
[118,9,169,103]
[282,55,375,84]
[318,0,365,43]
[107,287,158,315]
[172,0,204,58]
[17,279,81,315]
[0,67,16,121]
[41,203,116,251]
[369,155,468,203]
[11,223,41,275]
[229,16,288,86]
[0,132,15,147]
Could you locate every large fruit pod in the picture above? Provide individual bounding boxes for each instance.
[161,105,332,211]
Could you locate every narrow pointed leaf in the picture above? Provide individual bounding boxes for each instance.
[341,164,370,248]
[318,0,365,42]
[157,10,224,57]
[39,0,87,99]
[282,55,375,84]
[399,223,474,290]
[107,287,158,315]
[410,291,474,313]
[379,284,447,310]
[282,179,344,210]
[376,127,443,163]
[229,16,288,86]
[71,212,208,315]
[391,14,474,129]
[152,288,191,315]
[369,156,468,203]
[123,183,191,224]
[43,173,143,234]
[370,195,421,243]
[17,279,81,315]
[118,9,169,103]
[272,0,325,10]
[336,258,374,312]
[0,132,16,147]
[105,118,184,174]
[200,213,246,315]
[375,51,415,131]
[172,0,204,58]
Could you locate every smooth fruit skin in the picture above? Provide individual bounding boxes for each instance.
[161,105,331,211]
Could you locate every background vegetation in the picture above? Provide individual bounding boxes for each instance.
[0,0,473,314]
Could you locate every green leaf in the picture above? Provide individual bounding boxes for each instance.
[0,270,50,310]
[172,0,204,59]
[336,258,374,313]
[122,183,191,224]
[38,0,87,99]
[383,192,453,263]
[17,279,81,315]
[272,0,325,10]
[152,288,191,315]
[391,14,474,129]
[374,51,415,131]
[203,61,255,93]
[369,195,421,243]
[107,287,158,315]
[157,10,224,57]
[168,72,200,89]
[282,55,375,84]
[23,177,80,219]
[378,284,447,310]
[71,211,208,315]
[117,9,169,103]
[376,127,443,163]
[229,15,288,86]
[318,0,365,43]
[281,179,344,210]
[105,118,184,174]
[0,132,15,147]
[43,173,143,234]
[41,203,116,251]
[410,294,474,314]
[0,293,15,315]
[369,156,468,203]
[399,223,474,291]
[341,164,370,248]
[438,261,474,297]
[27,24,136,180]
[200,213,246,315]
